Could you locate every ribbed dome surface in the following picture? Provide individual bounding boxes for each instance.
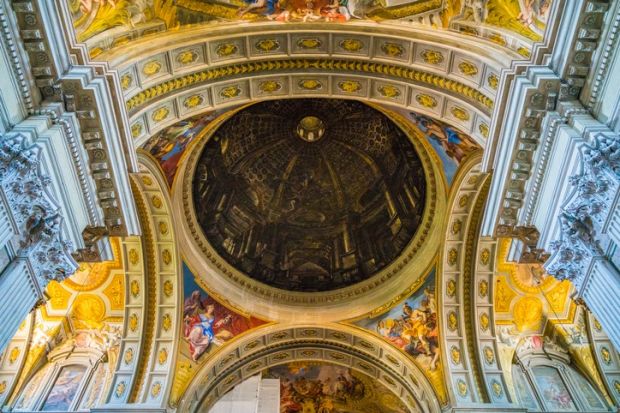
[192,99,426,292]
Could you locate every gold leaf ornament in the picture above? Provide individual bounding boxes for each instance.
[415,93,437,108]
[339,38,363,52]
[177,50,198,65]
[142,61,162,76]
[378,85,401,98]
[258,80,281,93]
[183,94,204,109]
[151,106,169,122]
[338,80,362,93]
[255,39,280,52]
[220,86,241,99]
[216,43,238,57]
[297,38,321,49]
[298,79,322,90]
[381,42,404,57]
[421,49,443,64]
[458,61,478,76]
[451,106,470,121]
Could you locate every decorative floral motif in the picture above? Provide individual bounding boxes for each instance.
[456,379,468,397]
[446,279,456,297]
[298,79,322,90]
[183,95,204,109]
[163,280,173,297]
[478,280,488,297]
[448,311,458,331]
[339,39,363,52]
[215,43,238,57]
[450,346,461,364]
[158,348,168,365]
[151,107,169,122]
[458,61,478,76]
[142,61,162,76]
[479,123,490,138]
[129,313,139,332]
[421,49,443,65]
[120,74,133,90]
[115,381,126,398]
[451,106,470,121]
[297,38,321,49]
[448,248,458,265]
[151,382,162,398]
[130,123,143,138]
[176,50,198,65]
[162,249,172,265]
[258,80,281,93]
[130,280,140,298]
[378,85,401,98]
[162,313,171,331]
[124,348,134,364]
[381,42,404,57]
[480,248,490,265]
[487,74,499,89]
[483,346,495,364]
[255,39,280,52]
[219,86,241,99]
[416,94,437,108]
[480,312,490,331]
[338,80,362,93]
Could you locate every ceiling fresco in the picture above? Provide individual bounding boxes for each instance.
[262,362,409,413]
[353,268,446,403]
[170,262,266,404]
[68,0,553,58]
[191,99,426,292]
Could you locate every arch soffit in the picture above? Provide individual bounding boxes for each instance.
[439,153,507,404]
[179,323,442,413]
[105,24,516,148]
[172,102,447,322]
[106,153,183,408]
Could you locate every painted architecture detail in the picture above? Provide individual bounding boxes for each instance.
[0,0,619,412]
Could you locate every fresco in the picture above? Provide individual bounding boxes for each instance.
[143,111,225,185]
[192,99,427,292]
[69,0,550,55]
[182,263,265,362]
[532,366,575,411]
[355,272,438,372]
[263,362,409,413]
[40,365,86,411]
[406,110,478,184]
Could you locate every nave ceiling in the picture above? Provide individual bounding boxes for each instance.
[0,0,619,411]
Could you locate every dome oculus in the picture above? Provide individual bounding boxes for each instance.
[192,99,426,292]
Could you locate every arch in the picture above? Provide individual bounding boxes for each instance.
[105,153,183,407]
[178,323,442,412]
[438,152,512,405]
[173,101,447,321]
[105,23,516,148]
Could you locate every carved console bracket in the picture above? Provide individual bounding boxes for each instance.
[495,225,550,263]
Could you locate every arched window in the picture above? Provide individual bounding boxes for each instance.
[511,348,609,411]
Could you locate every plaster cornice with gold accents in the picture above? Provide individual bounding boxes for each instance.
[174,102,446,322]
[178,323,442,413]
